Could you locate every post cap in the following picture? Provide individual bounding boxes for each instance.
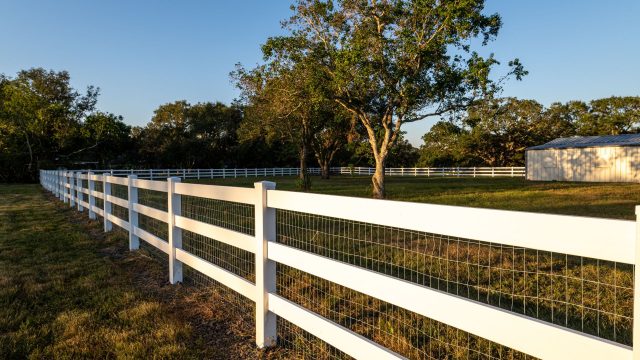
[254,181,276,190]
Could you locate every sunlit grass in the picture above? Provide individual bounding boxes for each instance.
[191,175,640,219]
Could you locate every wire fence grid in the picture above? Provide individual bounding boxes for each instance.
[275,210,634,350]
[180,198,257,329]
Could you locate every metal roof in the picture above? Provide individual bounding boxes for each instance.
[527,134,640,150]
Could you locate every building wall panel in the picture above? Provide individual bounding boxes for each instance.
[526,146,640,182]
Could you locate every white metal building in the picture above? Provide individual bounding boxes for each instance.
[526,134,640,182]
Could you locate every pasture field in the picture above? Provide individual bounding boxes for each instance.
[0,184,278,359]
[191,175,640,219]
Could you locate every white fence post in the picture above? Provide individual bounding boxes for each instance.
[69,172,76,208]
[76,172,83,212]
[128,175,139,250]
[254,181,277,348]
[62,171,67,202]
[168,177,183,284]
[103,174,112,232]
[634,206,640,360]
[88,172,96,220]
[57,171,63,201]
[62,171,68,204]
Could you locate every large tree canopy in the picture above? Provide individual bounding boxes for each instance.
[0,68,98,181]
[233,49,353,188]
[261,0,525,197]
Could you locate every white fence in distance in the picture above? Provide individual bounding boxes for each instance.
[39,169,636,359]
[77,166,525,180]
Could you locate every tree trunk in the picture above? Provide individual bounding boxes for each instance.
[320,160,330,179]
[24,133,33,171]
[298,143,311,191]
[372,157,385,199]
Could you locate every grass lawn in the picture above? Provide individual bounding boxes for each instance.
[191,175,640,219]
[0,184,278,359]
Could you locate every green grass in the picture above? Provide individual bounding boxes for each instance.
[191,175,640,219]
[0,184,274,359]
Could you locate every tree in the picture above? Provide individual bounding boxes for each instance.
[234,53,351,188]
[234,63,313,189]
[139,101,191,168]
[136,101,244,169]
[265,0,525,198]
[577,96,640,135]
[463,98,544,165]
[187,102,242,167]
[418,121,472,167]
[310,108,353,179]
[80,112,132,167]
[0,68,98,181]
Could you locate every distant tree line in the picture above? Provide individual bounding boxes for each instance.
[417,96,640,167]
[1,68,638,185]
[0,68,418,183]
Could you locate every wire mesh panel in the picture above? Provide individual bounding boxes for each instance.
[182,230,254,280]
[135,187,169,262]
[137,213,168,263]
[277,265,535,360]
[109,183,129,224]
[94,181,104,217]
[274,209,634,358]
[182,228,256,326]
[181,195,254,235]
[111,204,129,224]
[180,196,257,326]
[111,183,128,201]
[277,316,351,360]
[138,188,167,212]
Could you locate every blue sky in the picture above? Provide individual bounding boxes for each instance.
[1,1,638,145]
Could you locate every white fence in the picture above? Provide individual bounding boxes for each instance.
[39,169,636,359]
[80,166,525,179]
[323,166,525,177]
